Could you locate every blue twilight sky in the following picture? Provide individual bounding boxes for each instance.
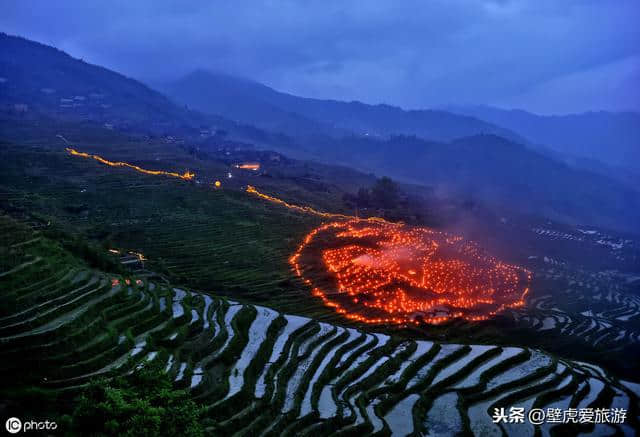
[1,0,638,114]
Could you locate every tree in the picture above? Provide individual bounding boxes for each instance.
[70,365,203,436]
[356,187,371,207]
[371,176,399,209]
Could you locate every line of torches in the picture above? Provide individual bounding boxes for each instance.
[66,148,195,180]
[246,185,392,224]
[66,147,531,325]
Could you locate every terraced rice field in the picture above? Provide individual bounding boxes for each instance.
[507,260,640,352]
[0,145,334,318]
[1,218,638,435]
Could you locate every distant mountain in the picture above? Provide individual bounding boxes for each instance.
[446,105,640,171]
[162,70,345,139]
[0,33,199,128]
[163,70,523,143]
[0,33,292,148]
[2,35,638,234]
[306,133,640,233]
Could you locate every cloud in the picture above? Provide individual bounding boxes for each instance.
[497,54,640,114]
[1,0,638,113]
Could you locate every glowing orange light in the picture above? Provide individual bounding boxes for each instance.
[246,185,391,224]
[235,163,260,171]
[214,180,222,188]
[245,186,531,325]
[66,148,195,180]
[290,220,531,326]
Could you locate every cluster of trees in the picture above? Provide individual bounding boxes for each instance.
[40,225,124,274]
[342,176,439,225]
[344,176,401,209]
[67,366,203,436]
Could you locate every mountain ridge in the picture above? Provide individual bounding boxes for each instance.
[0,33,295,149]
[161,70,525,143]
[2,33,639,233]
[446,104,640,171]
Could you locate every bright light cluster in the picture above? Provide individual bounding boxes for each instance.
[290,220,531,325]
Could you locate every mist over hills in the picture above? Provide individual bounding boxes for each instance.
[446,104,640,172]
[162,70,523,143]
[161,70,640,233]
[162,70,345,139]
[0,33,295,149]
[1,33,639,233]
[304,133,640,232]
[0,33,194,126]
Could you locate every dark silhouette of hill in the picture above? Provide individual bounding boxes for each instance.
[162,70,346,139]
[1,33,638,233]
[305,133,640,233]
[447,105,640,171]
[0,33,293,147]
[0,33,195,126]
[163,70,524,143]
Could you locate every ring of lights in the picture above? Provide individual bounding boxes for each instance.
[290,220,531,325]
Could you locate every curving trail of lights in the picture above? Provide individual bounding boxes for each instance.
[66,148,195,180]
[246,185,391,224]
[65,148,530,325]
[290,220,531,326]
